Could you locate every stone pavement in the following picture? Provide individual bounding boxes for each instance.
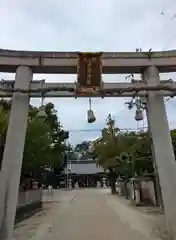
[13,189,164,240]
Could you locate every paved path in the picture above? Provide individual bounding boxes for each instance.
[14,189,162,240]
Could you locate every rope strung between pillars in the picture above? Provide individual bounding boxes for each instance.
[0,74,175,97]
[0,82,175,95]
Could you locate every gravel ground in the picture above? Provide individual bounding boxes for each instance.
[13,203,54,240]
[13,189,168,240]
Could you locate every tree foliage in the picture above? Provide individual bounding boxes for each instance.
[171,129,176,157]
[94,115,120,168]
[93,114,156,194]
[93,114,122,194]
[0,100,68,181]
[93,114,155,179]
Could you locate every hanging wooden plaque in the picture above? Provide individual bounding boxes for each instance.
[77,52,102,88]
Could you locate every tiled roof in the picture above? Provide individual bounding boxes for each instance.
[67,161,104,174]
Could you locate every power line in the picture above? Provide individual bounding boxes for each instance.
[161,12,176,50]
[138,3,168,50]
[137,2,175,51]
[66,127,148,132]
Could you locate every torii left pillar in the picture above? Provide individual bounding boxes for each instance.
[0,66,32,240]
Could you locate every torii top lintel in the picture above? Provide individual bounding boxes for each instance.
[0,49,176,74]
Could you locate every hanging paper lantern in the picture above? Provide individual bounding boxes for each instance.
[87,109,96,123]
[135,109,143,121]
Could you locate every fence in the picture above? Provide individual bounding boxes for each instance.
[17,189,42,208]
[123,178,157,206]
[16,189,42,223]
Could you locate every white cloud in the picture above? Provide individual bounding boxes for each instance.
[0,0,176,144]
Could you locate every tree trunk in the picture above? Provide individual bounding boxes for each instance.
[110,180,116,195]
[109,168,116,195]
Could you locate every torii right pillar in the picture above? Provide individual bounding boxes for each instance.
[143,66,176,239]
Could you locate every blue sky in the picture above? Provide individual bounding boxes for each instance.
[0,0,176,145]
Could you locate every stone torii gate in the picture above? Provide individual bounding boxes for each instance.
[0,50,176,239]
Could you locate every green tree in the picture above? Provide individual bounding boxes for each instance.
[171,129,176,158]
[94,114,122,194]
[22,103,67,180]
[94,115,155,194]
[0,100,68,182]
[22,117,52,178]
[120,131,153,177]
[131,132,153,176]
